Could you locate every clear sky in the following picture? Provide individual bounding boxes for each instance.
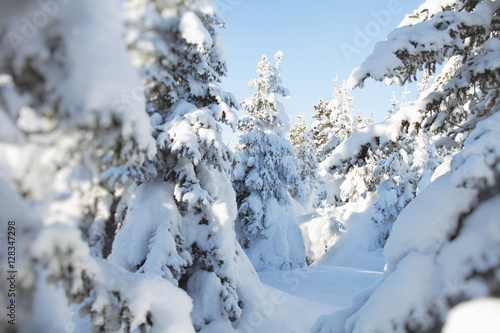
[215,0,423,142]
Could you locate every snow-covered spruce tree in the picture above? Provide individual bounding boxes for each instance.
[108,0,262,331]
[310,78,371,163]
[335,84,441,229]
[308,78,373,211]
[314,114,500,333]
[347,0,500,141]
[388,86,412,117]
[288,113,323,202]
[310,98,333,162]
[321,0,500,233]
[233,51,306,271]
[0,1,196,332]
[370,132,442,231]
[314,0,500,332]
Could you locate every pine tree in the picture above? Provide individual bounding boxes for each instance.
[315,0,500,331]
[388,86,412,117]
[311,77,371,163]
[288,113,323,201]
[370,132,442,229]
[322,90,442,248]
[0,1,193,332]
[233,51,306,271]
[310,98,333,162]
[309,77,373,211]
[0,0,265,331]
[348,0,500,142]
[322,0,500,222]
[108,0,261,330]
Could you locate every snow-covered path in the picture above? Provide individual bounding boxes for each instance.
[252,265,383,332]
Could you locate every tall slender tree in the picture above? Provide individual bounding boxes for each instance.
[311,78,371,163]
[233,51,306,271]
[288,113,323,203]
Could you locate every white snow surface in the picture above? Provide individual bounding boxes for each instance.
[383,174,477,266]
[251,262,382,333]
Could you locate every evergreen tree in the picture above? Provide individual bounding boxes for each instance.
[370,132,442,231]
[233,51,306,271]
[288,113,323,201]
[348,0,499,141]
[0,1,193,332]
[309,78,373,211]
[322,0,500,225]
[315,0,500,331]
[310,98,333,162]
[388,86,412,117]
[311,78,371,163]
[0,0,264,331]
[108,0,261,330]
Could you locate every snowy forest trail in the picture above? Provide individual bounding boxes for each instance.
[254,264,383,332]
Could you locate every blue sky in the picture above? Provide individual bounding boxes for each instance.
[215,0,423,138]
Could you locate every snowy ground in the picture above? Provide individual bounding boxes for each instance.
[253,235,384,333]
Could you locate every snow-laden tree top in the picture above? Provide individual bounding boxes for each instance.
[234,51,305,271]
[240,50,291,137]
